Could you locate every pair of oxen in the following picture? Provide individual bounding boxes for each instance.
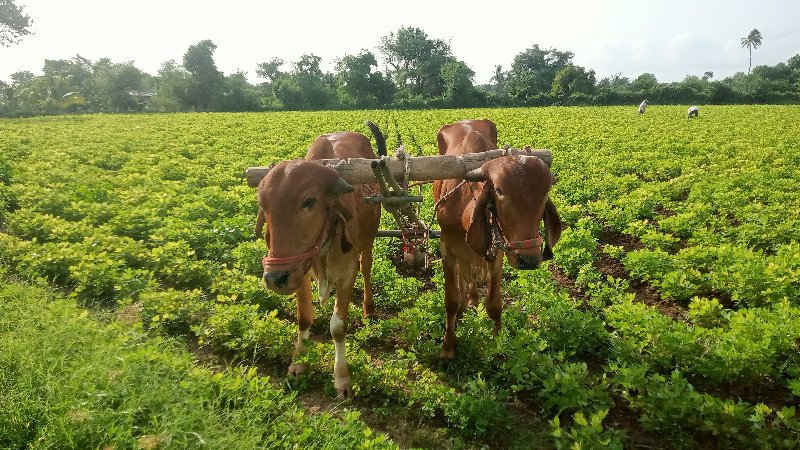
[256,120,562,398]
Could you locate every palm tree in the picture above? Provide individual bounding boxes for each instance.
[740,29,763,73]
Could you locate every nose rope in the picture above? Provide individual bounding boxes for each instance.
[488,198,544,258]
[262,211,338,270]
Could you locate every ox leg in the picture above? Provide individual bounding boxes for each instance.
[360,245,376,317]
[486,258,504,335]
[457,263,468,319]
[467,280,480,308]
[288,272,314,376]
[331,272,356,398]
[440,253,461,360]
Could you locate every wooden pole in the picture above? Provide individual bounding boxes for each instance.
[245,148,552,188]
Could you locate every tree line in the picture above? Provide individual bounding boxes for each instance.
[1,27,799,117]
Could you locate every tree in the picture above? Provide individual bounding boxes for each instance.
[273,53,335,110]
[379,27,452,99]
[740,29,763,74]
[219,71,261,112]
[550,64,596,99]
[0,0,32,46]
[152,60,189,112]
[334,50,394,107]
[440,59,482,107]
[93,61,147,112]
[255,58,285,83]
[632,73,659,92]
[788,54,800,94]
[505,45,574,102]
[182,40,223,111]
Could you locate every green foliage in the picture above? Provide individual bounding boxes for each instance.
[550,409,625,450]
[0,281,395,449]
[0,0,32,47]
[1,106,799,447]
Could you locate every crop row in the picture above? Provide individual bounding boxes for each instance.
[1,106,799,447]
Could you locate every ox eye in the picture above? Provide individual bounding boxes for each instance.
[301,197,317,209]
[495,187,505,198]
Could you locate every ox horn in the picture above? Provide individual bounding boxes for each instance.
[463,168,485,182]
[331,177,355,194]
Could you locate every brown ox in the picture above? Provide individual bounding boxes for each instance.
[433,120,562,360]
[256,131,382,397]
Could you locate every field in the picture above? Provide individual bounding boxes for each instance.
[1,106,800,448]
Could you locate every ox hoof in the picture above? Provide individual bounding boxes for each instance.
[438,350,455,370]
[336,386,353,399]
[438,357,455,371]
[334,378,352,399]
[287,363,308,377]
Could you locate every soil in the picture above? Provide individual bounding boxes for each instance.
[387,238,438,291]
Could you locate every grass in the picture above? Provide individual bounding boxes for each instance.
[0,276,394,449]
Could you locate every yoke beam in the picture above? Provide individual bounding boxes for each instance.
[246,148,552,187]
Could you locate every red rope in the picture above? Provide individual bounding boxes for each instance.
[262,213,334,270]
[504,235,543,250]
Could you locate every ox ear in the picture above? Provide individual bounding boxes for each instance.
[330,204,354,254]
[325,175,355,253]
[255,206,266,239]
[467,181,494,261]
[542,197,562,260]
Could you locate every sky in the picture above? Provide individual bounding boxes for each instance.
[1,0,798,85]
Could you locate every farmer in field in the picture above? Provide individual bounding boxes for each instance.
[688,105,699,118]
[638,99,648,115]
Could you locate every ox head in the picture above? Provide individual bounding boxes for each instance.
[257,160,355,294]
[466,155,562,270]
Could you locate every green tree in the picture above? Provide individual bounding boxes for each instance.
[152,60,189,112]
[274,54,335,110]
[255,58,285,83]
[440,59,482,107]
[379,27,452,99]
[505,45,574,102]
[93,61,147,112]
[182,40,223,111]
[740,29,763,74]
[334,50,394,107]
[35,56,95,111]
[254,58,285,110]
[788,54,800,94]
[219,71,261,112]
[0,0,32,46]
[550,64,596,99]
[632,73,659,92]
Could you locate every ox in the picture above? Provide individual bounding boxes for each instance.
[256,130,383,397]
[433,120,562,360]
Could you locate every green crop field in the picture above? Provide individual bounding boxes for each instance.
[1,106,799,448]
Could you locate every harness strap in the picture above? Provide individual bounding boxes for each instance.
[488,198,544,257]
[262,211,337,270]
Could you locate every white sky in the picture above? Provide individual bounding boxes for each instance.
[1,0,798,85]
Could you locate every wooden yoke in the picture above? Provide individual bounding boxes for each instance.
[246,148,552,187]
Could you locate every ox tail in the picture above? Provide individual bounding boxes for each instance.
[365,120,387,157]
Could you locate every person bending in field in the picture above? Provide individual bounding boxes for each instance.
[688,105,699,118]
[639,99,648,115]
